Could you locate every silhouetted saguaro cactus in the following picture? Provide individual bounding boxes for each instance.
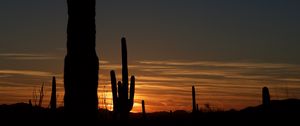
[262,87,270,108]
[64,0,99,118]
[111,37,135,120]
[142,100,146,119]
[50,76,56,111]
[192,86,196,113]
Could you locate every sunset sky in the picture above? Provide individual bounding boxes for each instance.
[0,0,300,112]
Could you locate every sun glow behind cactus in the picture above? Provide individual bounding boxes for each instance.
[0,0,299,115]
[96,60,300,113]
[0,56,300,113]
[0,57,300,113]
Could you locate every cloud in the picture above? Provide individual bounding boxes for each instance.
[1,59,300,112]
[0,53,58,60]
[137,75,194,82]
[0,70,52,77]
[139,60,297,69]
[99,60,110,64]
[137,60,300,81]
[278,78,300,82]
[0,75,12,78]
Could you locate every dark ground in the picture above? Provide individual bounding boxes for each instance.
[1,99,299,126]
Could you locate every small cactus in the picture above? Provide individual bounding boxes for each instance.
[142,100,146,119]
[262,87,270,108]
[111,37,135,120]
[50,76,56,111]
[192,86,196,113]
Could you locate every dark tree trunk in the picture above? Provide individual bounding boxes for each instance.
[64,0,99,120]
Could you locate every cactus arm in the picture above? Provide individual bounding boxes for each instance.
[118,81,123,105]
[128,75,135,111]
[110,70,118,111]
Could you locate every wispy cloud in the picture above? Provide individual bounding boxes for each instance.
[139,60,297,69]
[1,59,300,112]
[0,75,12,78]
[137,60,300,81]
[99,60,110,64]
[0,70,52,77]
[0,53,58,60]
[96,59,300,112]
[137,75,194,82]
[277,78,300,82]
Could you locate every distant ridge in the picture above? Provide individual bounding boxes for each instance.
[241,98,300,113]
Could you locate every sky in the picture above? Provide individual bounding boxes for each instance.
[0,0,300,112]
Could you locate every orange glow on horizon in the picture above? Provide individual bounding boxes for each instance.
[1,60,300,113]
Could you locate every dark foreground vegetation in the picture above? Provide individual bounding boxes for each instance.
[1,99,299,125]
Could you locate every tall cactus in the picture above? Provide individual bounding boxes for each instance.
[50,76,56,111]
[111,37,135,120]
[64,0,99,118]
[192,85,196,113]
[262,87,270,108]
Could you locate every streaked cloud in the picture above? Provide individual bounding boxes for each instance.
[137,60,300,81]
[139,60,297,69]
[0,75,12,78]
[96,59,300,112]
[0,70,53,77]
[0,53,58,60]
[1,59,300,112]
[99,60,110,64]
